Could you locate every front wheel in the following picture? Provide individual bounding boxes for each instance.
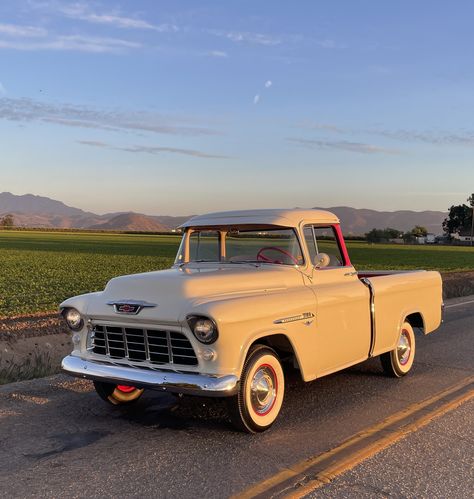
[93,381,144,405]
[227,345,285,433]
[381,322,416,377]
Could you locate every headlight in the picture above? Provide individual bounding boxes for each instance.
[62,307,84,331]
[187,316,218,344]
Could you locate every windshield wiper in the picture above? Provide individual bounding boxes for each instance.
[186,260,262,267]
[224,260,260,267]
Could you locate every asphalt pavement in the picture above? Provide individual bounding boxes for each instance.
[0,296,473,498]
[309,398,474,498]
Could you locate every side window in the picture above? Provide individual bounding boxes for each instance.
[189,231,220,261]
[313,226,344,267]
[304,226,318,264]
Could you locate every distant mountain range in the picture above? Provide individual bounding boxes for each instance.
[0,192,447,234]
[88,213,169,232]
[314,206,447,235]
[0,192,189,231]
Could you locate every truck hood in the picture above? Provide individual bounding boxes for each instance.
[85,264,304,323]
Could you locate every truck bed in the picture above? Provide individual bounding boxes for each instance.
[356,269,443,358]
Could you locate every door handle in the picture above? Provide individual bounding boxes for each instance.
[344,271,358,277]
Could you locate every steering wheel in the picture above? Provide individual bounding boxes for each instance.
[256,246,299,265]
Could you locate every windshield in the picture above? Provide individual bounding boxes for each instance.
[175,226,304,266]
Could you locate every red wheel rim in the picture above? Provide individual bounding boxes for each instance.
[116,385,136,393]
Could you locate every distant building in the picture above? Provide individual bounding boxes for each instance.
[450,230,473,244]
[435,235,449,244]
[425,233,436,244]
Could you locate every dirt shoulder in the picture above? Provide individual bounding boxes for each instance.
[441,271,474,298]
[0,313,70,384]
[0,312,65,341]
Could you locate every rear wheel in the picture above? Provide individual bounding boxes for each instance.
[381,322,416,377]
[227,345,285,433]
[93,381,144,405]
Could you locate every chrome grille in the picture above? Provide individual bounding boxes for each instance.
[92,325,198,366]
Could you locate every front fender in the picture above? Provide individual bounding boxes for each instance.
[59,292,102,315]
[187,286,316,378]
[237,328,305,378]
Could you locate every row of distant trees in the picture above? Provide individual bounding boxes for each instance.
[365,225,428,243]
[366,193,474,244]
[0,214,14,228]
[443,193,474,237]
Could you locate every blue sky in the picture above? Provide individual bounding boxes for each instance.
[1,1,473,215]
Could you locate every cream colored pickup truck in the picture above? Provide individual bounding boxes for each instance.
[61,209,443,432]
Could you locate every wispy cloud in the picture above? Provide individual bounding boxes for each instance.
[78,140,229,159]
[208,29,281,46]
[31,1,178,32]
[0,23,47,37]
[0,34,141,53]
[0,82,6,95]
[264,80,272,88]
[370,129,474,146]
[253,94,260,105]
[296,121,345,133]
[288,137,400,154]
[296,121,474,147]
[0,97,220,136]
[207,30,344,50]
[315,39,346,49]
[77,140,107,147]
[207,50,228,58]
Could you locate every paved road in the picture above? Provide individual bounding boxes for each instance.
[310,398,474,498]
[0,297,473,498]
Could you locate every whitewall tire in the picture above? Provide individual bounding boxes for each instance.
[228,345,285,433]
[381,322,416,377]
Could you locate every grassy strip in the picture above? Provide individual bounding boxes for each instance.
[0,231,473,317]
[0,351,58,385]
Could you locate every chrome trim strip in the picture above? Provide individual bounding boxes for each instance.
[104,327,110,356]
[274,312,315,324]
[61,355,239,397]
[122,326,129,359]
[166,332,174,364]
[361,277,376,357]
[143,328,151,361]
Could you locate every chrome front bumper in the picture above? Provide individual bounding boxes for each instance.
[61,355,239,397]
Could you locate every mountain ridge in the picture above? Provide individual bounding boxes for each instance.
[313,206,446,234]
[0,192,447,234]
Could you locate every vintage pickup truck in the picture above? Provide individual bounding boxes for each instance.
[61,209,443,432]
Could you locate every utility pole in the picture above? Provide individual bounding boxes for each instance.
[469,193,474,247]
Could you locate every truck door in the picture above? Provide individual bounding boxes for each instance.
[303,225,371,376]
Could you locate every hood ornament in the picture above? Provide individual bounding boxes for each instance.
[107,300,157,315]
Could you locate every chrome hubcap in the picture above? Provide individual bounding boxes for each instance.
[250,365,277,415]
[397,330,411,365]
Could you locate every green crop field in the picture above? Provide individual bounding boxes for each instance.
[0,231,473,317]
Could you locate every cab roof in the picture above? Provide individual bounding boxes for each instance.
[179,209,339,228]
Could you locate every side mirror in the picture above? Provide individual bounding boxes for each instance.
[314,252,330,268]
